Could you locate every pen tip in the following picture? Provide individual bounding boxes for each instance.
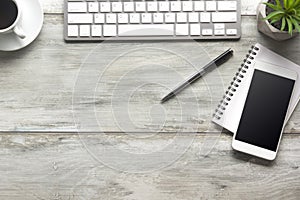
[160,98,167,104]
[161,95,170,103]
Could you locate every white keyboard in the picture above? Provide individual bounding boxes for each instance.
[64,0,241,41]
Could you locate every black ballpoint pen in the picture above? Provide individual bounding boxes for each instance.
[161,48,234,103]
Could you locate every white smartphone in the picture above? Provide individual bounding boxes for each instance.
[232,61,297,160]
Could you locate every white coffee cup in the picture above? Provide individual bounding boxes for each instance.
[0,0,26,39]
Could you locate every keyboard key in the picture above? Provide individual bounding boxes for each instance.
[182,1,193,11]
[226,29,237,35]
[153,13,164,23]
[200,13,211,23]
[214,30,224,35]
[214,23,225,29]
[92,25,102,36]
[188,13,199,23]
[100,2,111,12]
[212,12,237,22]
[142,13,152,23]
[202,29,213,35]
[218,1,237,11]
[171,1,181,11]
[118,13,129,24]
[68,14,93,24]
[88,2,99,13]
[94,14,105,23]
[177,13,187,23]
[147,2,158,12]
[136,2,146,12]
[119,24,174,36]
[103,25,117,36]
[176,24,189,35]
[106,14,117,24]
[190,24,200,35]
[159,2,169,12]
[124,2,134,12]
[65,0,240,40]
[206,1,217,11]
[130,13,140,23]
[80,25,90,37]
[214,23,225,35]
[68,25,78,37]
[68,2,87,13]
[165,13,176,23]
[214,29,225,35]
[194,1,205,11]
[112,2,123,12]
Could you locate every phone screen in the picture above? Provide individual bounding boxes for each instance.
[235,69,295,151]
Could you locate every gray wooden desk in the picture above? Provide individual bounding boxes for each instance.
[0,0,300,199]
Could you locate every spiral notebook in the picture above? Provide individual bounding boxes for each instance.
[212,43,300,133]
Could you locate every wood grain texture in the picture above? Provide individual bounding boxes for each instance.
[0,133,299,199]
[0,15,300,133]
[1,1,300,198]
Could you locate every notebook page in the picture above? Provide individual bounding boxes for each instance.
[212,43,300,133]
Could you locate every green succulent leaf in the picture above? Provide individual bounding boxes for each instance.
[265,0,300,34]
[264,2,280,10]
[286,17,293,34]
[270,19,278,24]
[292,0,300,8]
[264,0,300,34]
[283,0,288,9]
[293,15,300,21]
[291,17,300,32]
[277,0,283,8]
[286,0,293,9]
[270,14,283,24]
[265,10,284,20]
[281,17,286,30]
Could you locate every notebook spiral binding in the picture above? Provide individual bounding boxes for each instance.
[213,45,260,120]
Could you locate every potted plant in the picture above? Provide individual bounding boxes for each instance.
[257,0,300,41]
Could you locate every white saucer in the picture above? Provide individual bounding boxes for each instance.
[0,0,43,51]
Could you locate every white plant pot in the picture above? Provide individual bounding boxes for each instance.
[257,0,298,41]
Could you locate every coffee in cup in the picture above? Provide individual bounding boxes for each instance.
[0,0,26,39]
